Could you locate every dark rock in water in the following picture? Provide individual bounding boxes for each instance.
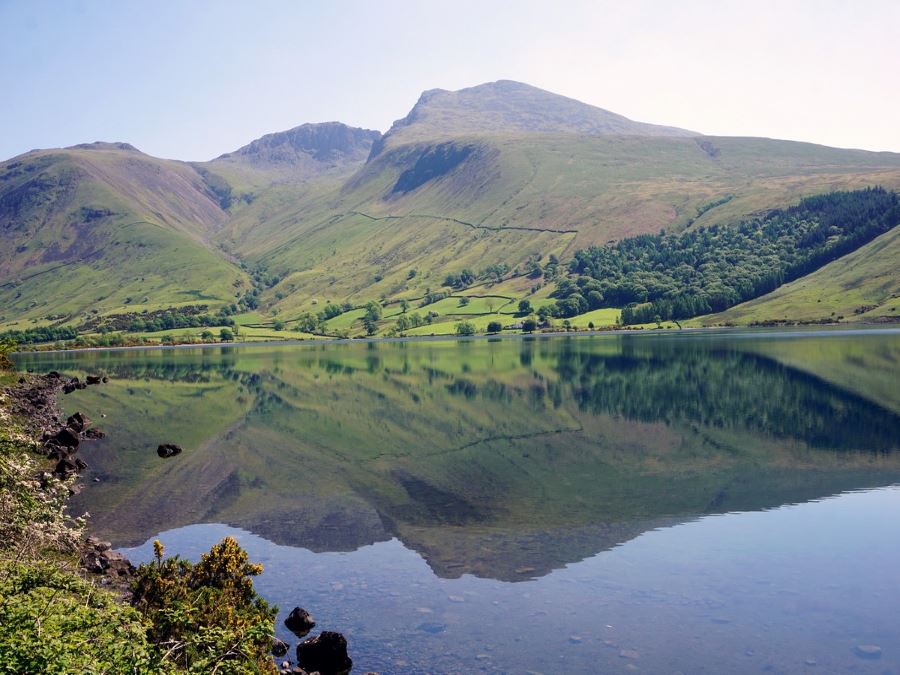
[101,376,109,383]
[83,427,105,440]
[272,638,289,657]
[285,606,316,636]
[53,457,80,477]
[295,631,352,675]
[76,382,87,390]
[74,457,88,471]
[46,444,71,461]
[157,443,183,458]
[417,621,446,634]
[86,375,102,385]
[66,412,90,432]
[54,427,80,448]
[63,383,76,395]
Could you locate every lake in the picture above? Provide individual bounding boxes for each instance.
[15,328,900,674]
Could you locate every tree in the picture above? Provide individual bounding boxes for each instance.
[362,316,377,335]
[0,338,15,370]
[273,319,285,331]
[455,321,476,336]
[459,297,470,307]
[518,299,532,315]
[486,321,502,334]
[522,318,537,333]
[219,328,234,342]
[400,299,410,313]
[200,330,215,341]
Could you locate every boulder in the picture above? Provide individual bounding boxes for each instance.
[86,375,102,385]
[53,457,79,477]
[295,631,352,675]
[272,638,289,657]
[66,412,90,432]
[54,427,80,449]
[157,443,183,458]
[285,607,317,636]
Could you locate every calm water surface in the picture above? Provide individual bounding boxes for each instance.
[16,329,900,674]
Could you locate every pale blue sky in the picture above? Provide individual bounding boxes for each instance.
[2,0,898,161]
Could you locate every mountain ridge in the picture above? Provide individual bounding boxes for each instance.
[2,79,900,336]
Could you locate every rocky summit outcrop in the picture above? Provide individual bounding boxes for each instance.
[216,122,381,172]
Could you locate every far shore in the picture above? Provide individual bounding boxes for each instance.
[12,322,899,357]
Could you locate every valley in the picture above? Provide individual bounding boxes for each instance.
[3,81,899,347]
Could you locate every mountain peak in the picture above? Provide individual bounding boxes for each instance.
[216,121,381,172]
[68,141,142,153]
[371,80,697,156]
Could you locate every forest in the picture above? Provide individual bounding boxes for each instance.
[551,188,900,323]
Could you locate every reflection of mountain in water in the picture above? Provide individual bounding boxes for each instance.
[26,334,900,581]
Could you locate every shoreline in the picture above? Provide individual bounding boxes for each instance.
[13,322,900,356]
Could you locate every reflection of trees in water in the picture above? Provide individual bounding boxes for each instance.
[551,343,900,452]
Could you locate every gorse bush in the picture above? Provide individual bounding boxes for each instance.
[130,537,277,674]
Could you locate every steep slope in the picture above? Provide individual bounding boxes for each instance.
[0,144,248,329]
[695,225,900,325]
[244,129,900,317]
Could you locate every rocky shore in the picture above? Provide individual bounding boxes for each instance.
[1,371,364,675]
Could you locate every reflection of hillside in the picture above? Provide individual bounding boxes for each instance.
[549,339,900,451]
[33,334,900,581]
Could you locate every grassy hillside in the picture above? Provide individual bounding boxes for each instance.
[0,144,248,330]
[3,82,900,338]
[238,132,900,322]
[694,225,900,325]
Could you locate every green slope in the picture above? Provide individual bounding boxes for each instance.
[0,144,249,330]
[4,82,900,336]
[695,225,900,326]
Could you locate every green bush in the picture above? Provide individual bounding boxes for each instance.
[455,321,476,336]
[0,560,159,674]
[130,537,277,674]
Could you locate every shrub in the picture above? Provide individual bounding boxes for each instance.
[486,321,502,334]
[0,561,158,673]
[455,321,476,336]
[130,537,277,673]
[0,338,14,370]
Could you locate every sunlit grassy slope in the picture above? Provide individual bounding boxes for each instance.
[3,82,900,335]
[225,132,900,319]
[0,145,248,330]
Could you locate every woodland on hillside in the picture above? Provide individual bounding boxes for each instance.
[551,188,899,324]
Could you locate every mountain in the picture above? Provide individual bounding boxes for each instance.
[0,143,248,328]
[2,80,900,338]
[370,79,695,156]
[211,121,380,180]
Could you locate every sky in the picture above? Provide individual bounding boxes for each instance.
[2,0,899,161]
